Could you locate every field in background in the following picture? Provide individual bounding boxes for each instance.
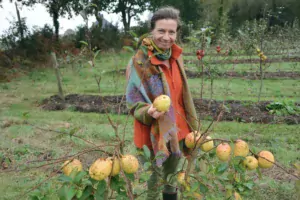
[0,48,300,199]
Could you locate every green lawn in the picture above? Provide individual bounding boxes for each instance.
[188,78,300,101]
[0,54,299,199]
[2,59,299,113]
[3,64,299,104]
[185,62,300,73]
[181,43,300,56]
[0,106,298,199]
[183,52,300,59]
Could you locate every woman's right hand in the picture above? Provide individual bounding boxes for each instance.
[147,104,166,119]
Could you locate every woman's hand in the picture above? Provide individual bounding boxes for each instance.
[147,104,166,119]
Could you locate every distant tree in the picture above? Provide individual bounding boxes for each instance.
[0,1,26,43]
[149,0,201,27]
[228,0,300,31]
[84,0,109,29]
[104,0,150,33]
[22,0,83,41]
[283,0,300,27]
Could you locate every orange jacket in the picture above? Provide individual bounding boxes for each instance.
[131,44,191,149]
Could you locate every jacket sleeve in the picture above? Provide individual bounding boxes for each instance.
[126,58,154,126]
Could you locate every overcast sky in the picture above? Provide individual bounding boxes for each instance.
[0,1,150,35]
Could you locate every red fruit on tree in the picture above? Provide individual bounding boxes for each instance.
[199,50,205,57]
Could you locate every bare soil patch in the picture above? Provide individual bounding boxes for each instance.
[41,94,300,125]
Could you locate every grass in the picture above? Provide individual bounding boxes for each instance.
[188,78,300,101]
[0,107,299,199]
[181,43,300,55]
[0,52,299,199]
[3,64,299,105]
[2,65,127,102]
[185,62,300,73]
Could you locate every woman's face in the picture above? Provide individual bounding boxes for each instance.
[151,19,177,51]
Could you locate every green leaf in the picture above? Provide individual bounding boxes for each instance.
[78,185,93,200]
[154,151,165,160]
[80,41,88,46]
[82,179,93,186]
[58,185,76,200]
[256,167,262,180]
[142,145,151,160]
[225,188,232,199]
[243,182,254,190]
[286,106,296,114]
[89,3,97,8]
[29,190,42,200]
[58,174,73,183]
[128,30,138,38]
[143,162,151,170]
[219,175,230,181]
[216,163,228,175]
[125,173,135,181]
[22,112,30,119]
[191,182,200,192]
[30,196,40,200]
[95,180,106,200]
[110,176,120,191]
[237,185,244,192]
[139,171,151,183]
[116,192,128,200]
[90,178,99,185]
[199,159,208,173]
[69,127,80,137]
[199,183,209,194]
[233,156,246,162]
[73,171,87,184]
[206,37,211,48]
[76,190,83,199]
[123,46,135,53]
[225,184,233,190]
[94,50,101,60]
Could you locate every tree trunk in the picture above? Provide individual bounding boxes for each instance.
[127,9,131,32]
[258,38,264,103]
[200,62,204,104]
[217,0,224,37]
[209,77,213,109]
[121,10,129,33]
[51,52,64,100]
[15,2,24,42]
[52,10,60,42]
[94,8,103,28]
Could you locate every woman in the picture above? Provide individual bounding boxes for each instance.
[126,6,198,200]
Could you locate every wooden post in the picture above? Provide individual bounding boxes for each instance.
[51,52,64,100]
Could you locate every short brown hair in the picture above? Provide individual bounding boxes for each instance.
[150,6,182,31]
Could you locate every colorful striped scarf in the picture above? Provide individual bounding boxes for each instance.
[126,38,198,166]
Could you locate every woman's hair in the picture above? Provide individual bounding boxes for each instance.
[150,6,182,31]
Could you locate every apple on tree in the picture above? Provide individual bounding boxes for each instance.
[200,136,214,152]
[216,143,231,161]
[62,159,83,176]
[258,151,275,169]
[234,139,249,157]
